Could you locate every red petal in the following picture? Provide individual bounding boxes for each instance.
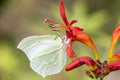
[73,31,99,60]
[113,24,120,35]
[108,52,120,64]
[107,61,120,71]
[66,39,76,58]
[65,56,96,71]
[70,20,78,25]
[60,1,70,27]
[72,27,83,36]
[109,24,120,58]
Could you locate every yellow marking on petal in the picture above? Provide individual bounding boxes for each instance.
[93,47,99,60]
[108,52,120,64]
[103,68,110,75]
[109,40,117,58]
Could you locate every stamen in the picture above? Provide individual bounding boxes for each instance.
[43,19,69,30]
[44,19,57,24]
[48,24,56,28]
[48,24,60,32]
[55,29,60,31]
[52,28,60,31]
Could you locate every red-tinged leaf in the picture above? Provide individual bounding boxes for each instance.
[65,56,96,71]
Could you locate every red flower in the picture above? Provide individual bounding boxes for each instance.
[44,1,120,79]
[44,1,99,60]
[60,1,99,59]
[65,25,120,79]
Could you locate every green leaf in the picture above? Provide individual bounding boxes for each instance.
[17,35,67,78]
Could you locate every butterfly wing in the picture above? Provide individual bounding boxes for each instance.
[17,35,67,77]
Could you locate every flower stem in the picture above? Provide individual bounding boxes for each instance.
[96,78,103,80]
[100,78,103,80]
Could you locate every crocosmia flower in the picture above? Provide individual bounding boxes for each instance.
[44,1,99,60]
[65,25,120,80]
[44,1,120,80]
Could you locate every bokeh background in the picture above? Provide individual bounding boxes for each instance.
[0,0,120,80]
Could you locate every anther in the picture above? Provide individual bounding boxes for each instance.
[56,28,60,31]
[43,19,48,24]
[49,24,56,28]
[52,28,60,31]
[52,28,57,31]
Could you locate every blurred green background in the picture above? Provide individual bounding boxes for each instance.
[0,0,120,80]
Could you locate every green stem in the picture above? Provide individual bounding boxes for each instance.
[100,78,103,80]
[96,78,103,80]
